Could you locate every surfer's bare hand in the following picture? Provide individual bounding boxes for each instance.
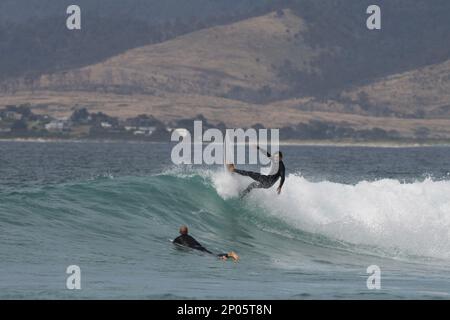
[277,186,282,194]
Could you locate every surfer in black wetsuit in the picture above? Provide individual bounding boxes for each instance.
[173,225,239,261]
[227,146,285,198]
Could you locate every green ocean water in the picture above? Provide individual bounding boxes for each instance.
[1,141,449,299]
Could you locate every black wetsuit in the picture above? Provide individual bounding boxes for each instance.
[234,150,285,198]
[173,234,228,258]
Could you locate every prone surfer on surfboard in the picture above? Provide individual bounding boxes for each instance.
[227,145,285,198]
[173,225,240,262]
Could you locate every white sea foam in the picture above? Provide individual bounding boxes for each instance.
[212,171,450,259]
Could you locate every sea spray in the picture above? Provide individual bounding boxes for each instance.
[234,174,450,259]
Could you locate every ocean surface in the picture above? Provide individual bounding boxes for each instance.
[0,141,449,299]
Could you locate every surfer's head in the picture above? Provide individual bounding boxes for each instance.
[273,151,283,162]
[179,225,189,235]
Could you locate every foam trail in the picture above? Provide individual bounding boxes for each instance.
[211,171,450,259]
[211,170,252,199]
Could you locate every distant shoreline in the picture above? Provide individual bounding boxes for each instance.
[2,137,450,148]
[278,140,450,148]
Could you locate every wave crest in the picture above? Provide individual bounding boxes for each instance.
[209,170,450,259]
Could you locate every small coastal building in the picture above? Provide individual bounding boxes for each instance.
[133,126,156,136]
[101,122,113,129]
[45,120,71,132]
[172,128,190,138]
[4,111,22,121]
[124,126,137,131]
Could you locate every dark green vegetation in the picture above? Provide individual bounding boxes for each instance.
[0,105,170,141]
[0,105,413,142]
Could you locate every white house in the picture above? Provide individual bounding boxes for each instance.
[45,120,70,132]
[133,126,156,136]
[172,128,189,139]
[4,111,22,120]
[101,122,113,129]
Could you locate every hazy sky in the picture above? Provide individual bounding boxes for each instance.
[0,0,263,23]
